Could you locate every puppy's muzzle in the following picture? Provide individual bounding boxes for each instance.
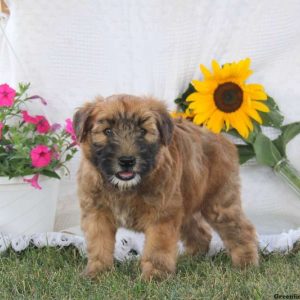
[118,156,136,168]
[117,156,137,181]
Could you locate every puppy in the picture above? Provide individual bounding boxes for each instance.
[74,95,258,280]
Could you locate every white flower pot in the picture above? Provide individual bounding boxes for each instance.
[0,175,61,236]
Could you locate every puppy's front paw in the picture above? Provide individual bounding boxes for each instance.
[81,260,112,279]
[141,260,174,281]
[231,248,259,269]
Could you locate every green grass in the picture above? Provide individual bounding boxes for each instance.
[0,246,299,300]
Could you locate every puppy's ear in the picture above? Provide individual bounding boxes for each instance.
[73,102,94,143]
[154,108,174,146]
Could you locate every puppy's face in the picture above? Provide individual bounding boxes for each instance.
[74,95,173,190]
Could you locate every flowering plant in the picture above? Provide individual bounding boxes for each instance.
[0,83,78,189]
[173,58,300,196]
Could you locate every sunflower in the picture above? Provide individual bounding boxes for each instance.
[186,58,269,139]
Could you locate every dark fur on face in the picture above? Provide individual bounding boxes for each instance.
[73,95,173,190]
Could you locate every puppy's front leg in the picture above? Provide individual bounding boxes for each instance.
[141,217,180,280]
[81,208,116,278]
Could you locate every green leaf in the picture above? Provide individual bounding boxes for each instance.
[244,121,262,144]
[273,122,300,156]
[174,83,196,112]
[19,82,30,93]
[40,170,61,179]
[65,154,73,162]
[236,144,256,164]
[260,96,284,128]
[253,133,282,167]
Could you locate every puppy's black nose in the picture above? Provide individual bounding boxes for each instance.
[118,156,136,168]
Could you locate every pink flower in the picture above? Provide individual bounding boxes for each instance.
[35,116,50,133]
[0,122,3,140]
[0,84,16,107]
[65,118,77,142]
[22,111,51,134]
[23,174,42,190]
[30,145,52,168]
[22,111,38,124]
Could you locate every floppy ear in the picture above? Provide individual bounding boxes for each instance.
[155,110,174,146]
[73,102,94,143]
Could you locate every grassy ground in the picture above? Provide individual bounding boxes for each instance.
[0,246,299,300]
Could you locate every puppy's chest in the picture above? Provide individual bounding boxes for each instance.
[111,201,138,229]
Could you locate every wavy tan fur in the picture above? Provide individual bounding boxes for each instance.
[74,95,259,280]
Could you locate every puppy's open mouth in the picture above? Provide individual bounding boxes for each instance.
[116,171,136,181]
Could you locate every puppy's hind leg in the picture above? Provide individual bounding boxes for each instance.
[181,212,212,256]
[202,186,259,268]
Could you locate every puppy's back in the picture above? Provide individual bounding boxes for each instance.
[172,119,240,205]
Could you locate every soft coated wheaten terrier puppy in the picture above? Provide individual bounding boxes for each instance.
[74,95,258,280]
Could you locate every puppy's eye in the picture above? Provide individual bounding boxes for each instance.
[104,128,113,136]
[140,128,147,136]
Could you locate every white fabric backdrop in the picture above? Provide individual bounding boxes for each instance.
[1,0,300,242]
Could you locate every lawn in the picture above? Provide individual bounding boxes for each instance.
[0,246,299,299]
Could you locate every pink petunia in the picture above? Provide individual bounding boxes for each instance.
[65,118,77,142]
[0,84,16,107]
[0,122,3,140]
[22,111,51,134]
[30,145,52,168]
[22,111,38,124]
[23,174,42,190]
[35,116,50,134]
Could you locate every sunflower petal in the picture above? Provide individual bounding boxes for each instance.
[191,80,215,93]
[242,58,251,70]
[245,84,267,100]
[189,100,215,113]
[220,63,232,79]
[235,122,249,139]
[193,109,215,125]
[186,92,202,102]
[170,111,187,119]
[200,64,212,80]
[247,109,263,124]
[224,115,230,131]
[229,112,249,139]
[189,94,213,104]
[235,59,252,80]
[246,83,265,91]
[206,110,224,133]
[248,90,268,100]
[211,60,221,78]
[185,108,195,117]
[251,101,270,112]
[240,70,253,81]
[240,109,254,131]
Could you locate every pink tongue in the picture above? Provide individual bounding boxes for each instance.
[119,171,134,179]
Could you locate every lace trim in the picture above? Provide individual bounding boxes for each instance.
[1,228,299,260]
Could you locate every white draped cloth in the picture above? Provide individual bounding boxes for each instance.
[1,0,300,257]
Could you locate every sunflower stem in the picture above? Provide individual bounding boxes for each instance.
[273,158,300,197]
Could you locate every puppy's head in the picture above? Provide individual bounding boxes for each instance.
[73,95,173,191]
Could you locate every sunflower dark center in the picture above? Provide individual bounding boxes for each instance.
[213,82,243,113]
